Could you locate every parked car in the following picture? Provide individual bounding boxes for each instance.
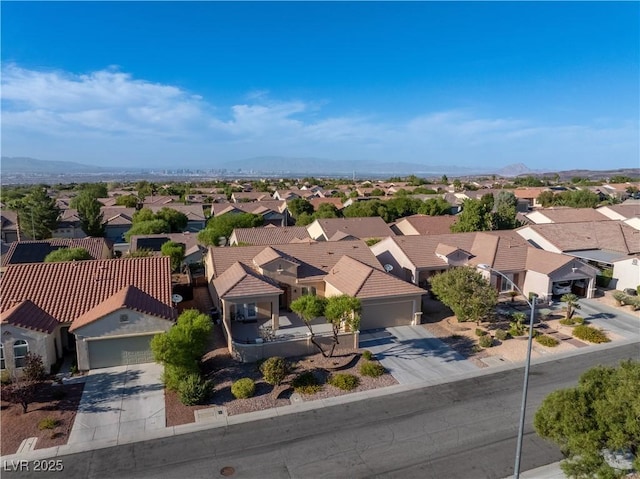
[552,281,572,296]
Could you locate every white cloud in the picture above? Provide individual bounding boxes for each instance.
[1,64,638,169]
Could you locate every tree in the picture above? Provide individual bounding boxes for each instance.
[419,197,452,216]
[76,191,106,237]
[155,207,188,232]
[124,219,171,241]
[115,195,139,207]
[161,240,186,272]
[534,360,640,477]
[151,309,212,390]
[324,295,361,357]
[15,187,61,240]
[73,182,108,200]
[561,293,581,319]
[450,199,493,233]
[313,203,340,219]
[538,190,556,208]
[1,353,46,414]
[288,198,314,219]
[492,191,518,230]
[429,267,498,323]
[44,247,92,262]
[290,295,328,357]
[198,213,264,246]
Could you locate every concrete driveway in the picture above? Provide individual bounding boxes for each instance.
[68,363,165,445]
[578,299,640,341]
[359,326,479,385]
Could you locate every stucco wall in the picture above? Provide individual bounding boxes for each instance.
[370,238,416,282]
[522,270,552,300]
[613,257,640,291]
[0,325,57,374]
[306,221,326,241]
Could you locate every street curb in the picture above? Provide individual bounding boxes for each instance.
[2,339,638,464]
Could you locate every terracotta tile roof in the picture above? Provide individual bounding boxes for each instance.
[211,200,287,216]
[1,300,58,334]
[252,247,286,267]
[231,226,311,245]
[435,243,466,258]
[70,285,175,331]
[513,187,550,199]
[385,230,530,272]
[598,204,640,220]
[142,195,180,205]
[210,240,382,282]
[524,248,573,275]
[310,197,344,210]
[232,192,272,202]
[2,238,110,266]
[213,262,283,299]
[325,256,425,299]
[527,207,610,223]
[101,207,136,225]
[521,221,640,254]
[1,257,174,324]
[394,215,458,235]
[311,217,395,240]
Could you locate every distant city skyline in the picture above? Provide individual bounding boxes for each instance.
[2,2,638,171]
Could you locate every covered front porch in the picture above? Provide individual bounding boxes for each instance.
[230,311,333,344]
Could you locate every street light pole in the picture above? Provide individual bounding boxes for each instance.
[477,264,536,479]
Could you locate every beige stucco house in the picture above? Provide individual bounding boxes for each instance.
[0,257,176,373]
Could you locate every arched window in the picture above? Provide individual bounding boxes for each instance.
[13,340,28,368]
[0,344,5,370]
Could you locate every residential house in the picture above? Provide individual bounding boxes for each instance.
[273,189,320,201]
[516,221,640,287]
[210,200,290,227]
[306,217,395,242]
[53,209,85,238]
[309,197,344,211]
[145,204,207,232]
[611,255,640,291]
[205,241,425,354]
[129,232,207,265]
[513,187,551,209]
[231,191,272,203]
[523,207,610,225]
[0,257,175,372]
[370,230,598,301]
[0,210,19,243]
[391,215,458,236]
[229,226,312,246]
[1,238,112,271]
[102,207,137,242]
[142,195,180,206]
[596,204,640,226]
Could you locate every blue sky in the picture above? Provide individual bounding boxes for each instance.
[2,1,638,171]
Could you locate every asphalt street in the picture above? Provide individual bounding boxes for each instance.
[4,343,638,479]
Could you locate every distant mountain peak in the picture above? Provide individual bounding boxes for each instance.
[497,163,532,177]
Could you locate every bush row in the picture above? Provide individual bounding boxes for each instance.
[572,325,610,344]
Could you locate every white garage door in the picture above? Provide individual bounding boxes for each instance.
[361,300,415,331]
[88,335,156,369]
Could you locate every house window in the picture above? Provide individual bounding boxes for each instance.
[301,286,317,296]
[13,340,28,368]
[0,344,5,370]
[243,303,257,319]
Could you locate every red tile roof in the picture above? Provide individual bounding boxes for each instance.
[1,300,58,334]
[1,257,175,325]
[70,285,175,331]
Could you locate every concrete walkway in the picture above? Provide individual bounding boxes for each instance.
[359,326,479,384]
[68,363,165,445]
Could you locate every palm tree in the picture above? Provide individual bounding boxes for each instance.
[561,293,581,319]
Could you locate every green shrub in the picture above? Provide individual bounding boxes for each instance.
[23,353,47,381]
[231,378,256,399]
[163,364,197,391]
[359,361,386,377]
[494,329,509,341]
[479,335,494,348]
[535,335,559,347]
[572,325,610,344]
[291,371,322,394]
[260,357,288,386]
[573,316,585,325]
[38,417,59,430]
[627,296,640,311]
[361,350,374,361]
[178,374,213,405]
[560,316,585,326]
[328,373,360,391]
[612,291,628,305]
[0,370,11,385]
[475,328,487,337]
[637,285,640,296]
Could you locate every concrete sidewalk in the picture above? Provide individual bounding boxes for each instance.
[503,462,566,478]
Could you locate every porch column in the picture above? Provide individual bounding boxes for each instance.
[586,277,596,299]
[222,299,233,353]
[271,298,279,330]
